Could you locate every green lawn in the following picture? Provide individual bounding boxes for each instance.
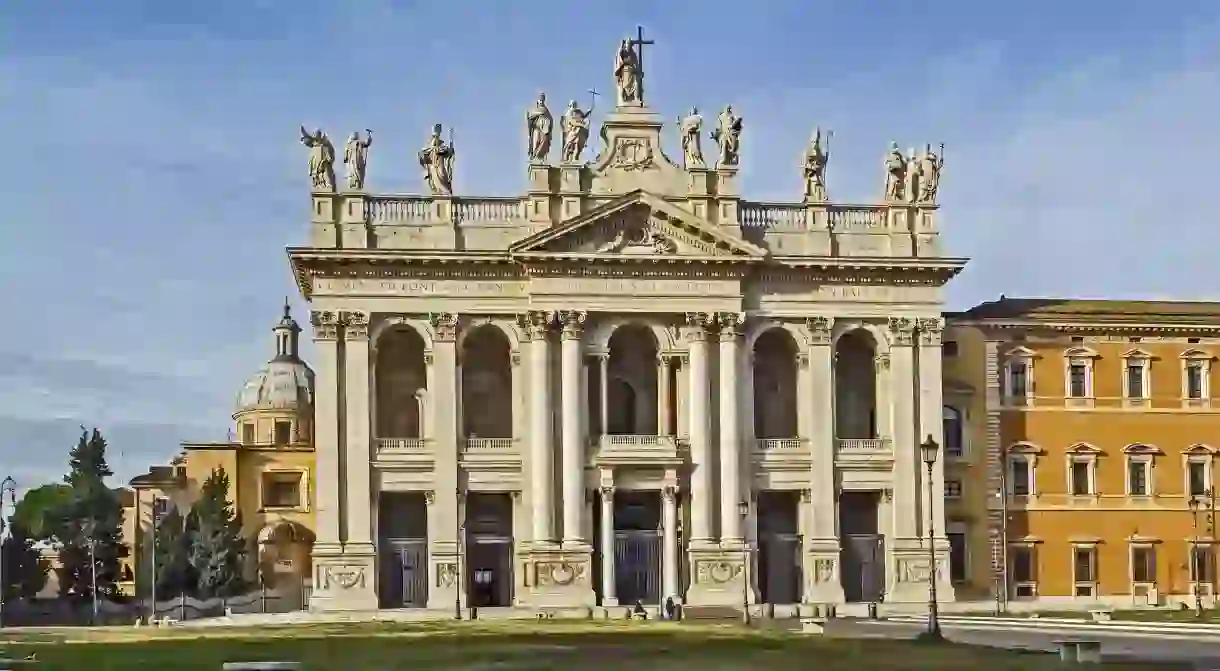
[0,621,1176,670]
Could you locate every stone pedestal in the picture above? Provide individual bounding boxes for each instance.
[309,544,377,611]
[426,544,465,611]
[887,547,956,604]
[685,545,752,607]
[517,545,596,608]
[803,543,845,604]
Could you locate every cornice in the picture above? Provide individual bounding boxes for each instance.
[948,318,1220,336]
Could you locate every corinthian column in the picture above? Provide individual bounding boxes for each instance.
[685,312,714,544]
[521,311,556,543]
[716,311,744,544]
[559,310,587,546]
[309,311,342,549]
[341,311,373,550]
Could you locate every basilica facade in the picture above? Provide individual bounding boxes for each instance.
[285,33,962,613]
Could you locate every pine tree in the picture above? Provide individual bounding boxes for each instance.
[1,520,49,600]
[188,468,247,598]
[152,506,196,597]
[54,427,128,600]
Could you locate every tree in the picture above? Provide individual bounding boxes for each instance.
[1,520,49,600]
[188,468,247,598]
[152,506,195,597]
[11,484,72,541]
[54,427,127,600]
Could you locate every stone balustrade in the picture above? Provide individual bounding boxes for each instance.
[836,438,892,452]
[753,438,808,452]
[376,437,428,452]
[366,195,524,225]
[590,434,682,461]
[463,437,516,452]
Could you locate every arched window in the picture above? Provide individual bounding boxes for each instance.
[943,406,964,458]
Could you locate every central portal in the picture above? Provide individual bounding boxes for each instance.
[838,491,884,603]
[613,491,661,605]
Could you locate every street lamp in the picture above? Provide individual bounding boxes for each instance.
[1190,495,1204,617]
[83,518,99,624]
[737,500,750,626]
[919,435,943,641]
[0,475,17,629]
[455,488,465,621]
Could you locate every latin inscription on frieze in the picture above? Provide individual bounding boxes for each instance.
[313,278,524,297]
[532,277,737,297]
[759,281,934,303]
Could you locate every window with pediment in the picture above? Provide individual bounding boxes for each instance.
[1067,443,1101,496]
[1185,445,1216,497]
[1002,347,1036,406]
[1121,348,1152,408]
[1123,444,1159,497]
[1063,347,1099,407]
[1006,442,1040,496]
[942,406,965,458]
[1182,350,1213,408]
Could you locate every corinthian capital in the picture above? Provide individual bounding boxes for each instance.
[310,310,340,341]
[558,310,587,340]
[341,310,369,340]
[714,311,745,340]
[428,312,459,342]
[916,317,945,346]
[887,317,916,346]
[517,310,555,341]
[805,316,832,345]
[683,312,713,342]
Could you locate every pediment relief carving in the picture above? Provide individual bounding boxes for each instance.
[509,191,765,259]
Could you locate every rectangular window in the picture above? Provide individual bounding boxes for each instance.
[1131,546,1156,583]
[1071,461,1092,496]
[1009,362,1029,398]
[1069,364,1088,398]
[1128,461,1149,496]
[1126,363,1145,398]
[1190,461,1209,497]
[1010,459,1031,496]
[1011,546,1035,583]
[1187,363,1205,400]
[240,423,255,445]
[944,479,963,499]
[274,421,292,445]
[1192,545,1216,583]
[948,532,967,582]
[261,472,302,509]
[1073,547,1097,595]
[942,341,959,358]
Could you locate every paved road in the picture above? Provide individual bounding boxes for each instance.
[824,619,1220,666]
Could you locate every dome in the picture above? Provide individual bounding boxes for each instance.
[235,358,314,414]
[233,301,314,414]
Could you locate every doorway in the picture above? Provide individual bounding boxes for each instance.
[378,492,429,608]
[464,492,514,607]
[611,491,661,605]
[757,491,802,604]
[838,490,884,603]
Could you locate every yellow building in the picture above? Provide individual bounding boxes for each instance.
[126,304,316,597]
[946,298,1220,608]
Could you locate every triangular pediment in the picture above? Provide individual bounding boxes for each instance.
[508,190,766,259]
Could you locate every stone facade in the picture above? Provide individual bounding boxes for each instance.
[288,33,962,613]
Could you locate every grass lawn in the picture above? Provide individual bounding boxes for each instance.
[0,621,1174,670]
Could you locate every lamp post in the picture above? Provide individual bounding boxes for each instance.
[737,500,751,626]
[455,488,465,621]
[0,475,17,629]
[83,518,99,624]
[919,435,943,641]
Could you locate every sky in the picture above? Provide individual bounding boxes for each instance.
[1,0,1219,491]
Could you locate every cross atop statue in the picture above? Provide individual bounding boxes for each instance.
[614,26,653,107]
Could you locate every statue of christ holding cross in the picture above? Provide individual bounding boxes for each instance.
[614,26,653,107]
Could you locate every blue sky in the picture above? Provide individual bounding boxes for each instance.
[2,0,1219,490]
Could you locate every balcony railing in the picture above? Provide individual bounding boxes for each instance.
[753,438,808,452]
[836,438,892,451]
[590,434,682,460]
[463,437,517,452]
[376,437,428,452]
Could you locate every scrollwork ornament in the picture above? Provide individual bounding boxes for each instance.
[558,310,587,340]
[517,310,555,340]
[428,312,459,342]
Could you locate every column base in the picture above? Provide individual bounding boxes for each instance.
[887,547,957,604]
[309,543,378,612]
[516,546,596,608]
[804,541,845,604]
[685,545,753,607]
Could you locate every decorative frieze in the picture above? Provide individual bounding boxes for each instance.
[310,310,341,341]
[428,312,459,342]
[558,310,587,340]
[694,560,743,585]
[317,564,366,590]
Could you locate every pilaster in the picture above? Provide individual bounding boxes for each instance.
[917,317,955,603]
[716,311,744,545]
[558,310,589,548]
[520,310,556,544]
[341,311,374,553]
[425,312,462,610]
[682,312,715,546]
[886,317,921,544]
[803,316,843,604]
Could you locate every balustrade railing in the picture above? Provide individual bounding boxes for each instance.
[739,203,806,229]
[835,438,892,452]
[364,195,524,225]
[753,438,808,452]
[739,202,890,231]
[376,437,428,452]
[463,437,516,452]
